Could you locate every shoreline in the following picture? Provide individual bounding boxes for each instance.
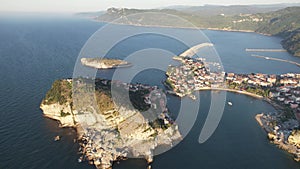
[255,113,300,161]
[164,81,300,162]
[198,87,264,99]
[167,87,264,99]
[41,78,182,169]
[90,19,272,36]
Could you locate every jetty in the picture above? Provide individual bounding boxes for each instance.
[246,48,287,52]
[251,54,300,67]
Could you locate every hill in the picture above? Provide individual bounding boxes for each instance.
[41,78,181,168]
[86,6,300,57]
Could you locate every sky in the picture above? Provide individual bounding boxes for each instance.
[1,0,300,13]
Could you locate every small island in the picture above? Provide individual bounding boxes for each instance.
[81,58,132,69]
[165,55,300,161]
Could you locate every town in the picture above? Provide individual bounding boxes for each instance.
[165,55,300,161]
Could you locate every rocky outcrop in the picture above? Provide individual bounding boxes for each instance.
[40,103,76,127]
[255,112,300,161]
[288,130,300,148]
[40,78,182,169]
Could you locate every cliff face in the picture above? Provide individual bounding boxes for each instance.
[41,79,76,127]
[40,78,181,169]
[40,103,76,127]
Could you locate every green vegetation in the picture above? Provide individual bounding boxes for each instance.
[93,79,151,113]
[95,90,115,112]
[165,79,174,89]
[83,58,128,66]
[279,106,296,123]
[255,7,300,35]
[282,29,300,56]
[43,80,72,105]
[60,110,71,117]
[95,7,300,57]
[226,81,270,97]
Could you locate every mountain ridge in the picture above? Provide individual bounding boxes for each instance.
[78,6,300,57]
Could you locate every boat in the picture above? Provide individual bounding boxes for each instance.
[188,94,197,100]
[78,156,83,163]
[228,101,233,106]
[54,135,60,141]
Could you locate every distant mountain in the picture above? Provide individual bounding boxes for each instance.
[167,3,300,16]
[255,7,300,35]
[282,29,300,57]
[79,6,300,57]
[177,5,283,16]
[75,11,105,18]
[255,7,300,56]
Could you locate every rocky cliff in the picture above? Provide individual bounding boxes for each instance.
[40,78,181,169]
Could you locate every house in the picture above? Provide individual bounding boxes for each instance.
[260,81,270,87]
[279,87,290,93]
[233,79,243,84]
[290,103,299,109]
[277,97,285,102]
[292,95,300,102]
[284,99,293,105]
[267,77,277,84]
[269,92,280,98]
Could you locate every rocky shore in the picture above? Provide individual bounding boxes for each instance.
[255,112,300,161]
[40,78,182,169]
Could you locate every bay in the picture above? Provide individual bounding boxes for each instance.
[0,15,299,169]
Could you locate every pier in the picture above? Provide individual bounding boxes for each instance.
[251,54,300,67]
[246,48,287,52]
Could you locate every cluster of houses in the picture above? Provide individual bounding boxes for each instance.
[166,57,224,96]
[226,73,300,111]
[226,73,300,88]
[226,73,277,87]
[166,57,300,115]
[269,74,300,114]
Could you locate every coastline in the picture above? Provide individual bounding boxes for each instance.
[90,19,272,36]
[166,87,264,99]
[198,87,264,99]
[40,78,182,169]
[164,76,300,162]
[255,112,300,161]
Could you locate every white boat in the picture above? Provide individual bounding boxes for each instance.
[78,156,83,163]
[228,101,233,106]
[54,135,60,141]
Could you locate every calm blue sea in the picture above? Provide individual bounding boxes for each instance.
[0,14,300,169]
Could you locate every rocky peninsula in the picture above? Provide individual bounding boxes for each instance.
[81,58,132,69]
[40,78,181,169]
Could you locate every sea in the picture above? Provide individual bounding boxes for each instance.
[0,14,300,169]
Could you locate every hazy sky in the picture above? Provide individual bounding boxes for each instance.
[1,0,300,12]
